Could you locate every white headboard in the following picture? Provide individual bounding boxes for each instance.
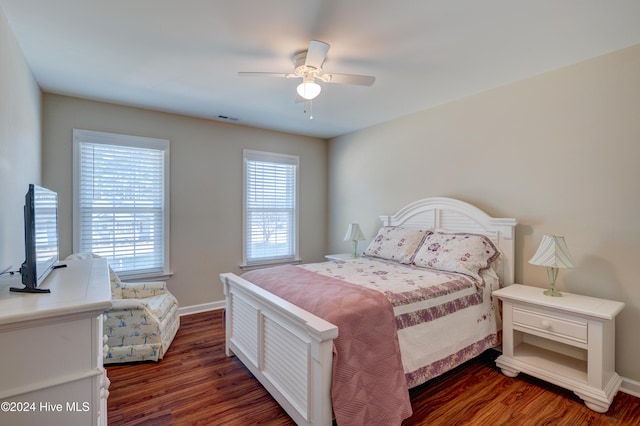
[380,197,518,285]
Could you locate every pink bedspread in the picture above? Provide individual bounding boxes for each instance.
[242,265,412,426]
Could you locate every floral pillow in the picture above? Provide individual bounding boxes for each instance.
[363,226,431,264]
[413,232,500,281]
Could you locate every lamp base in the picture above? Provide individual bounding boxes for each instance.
[352,241,359,258]
[543,287,563,297]
[543,267,562,297]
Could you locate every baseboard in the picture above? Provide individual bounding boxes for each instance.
[620,377,640,398]
[179,300,224,316]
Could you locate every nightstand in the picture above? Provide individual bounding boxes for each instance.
[493,284,625,413]
[324,253,356,261]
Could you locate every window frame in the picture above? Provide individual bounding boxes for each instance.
[242,149,300,269]
[72,129,171,279]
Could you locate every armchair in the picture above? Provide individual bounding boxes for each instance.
[66,253,180,364]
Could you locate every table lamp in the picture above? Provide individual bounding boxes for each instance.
[528,234,576,297]
[344,223,366,258]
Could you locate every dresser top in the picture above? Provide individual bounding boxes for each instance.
[493,284,625,320]
[0,258,111,325]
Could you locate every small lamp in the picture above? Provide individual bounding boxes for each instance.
[344,223,366,258]
[529,235,576,297]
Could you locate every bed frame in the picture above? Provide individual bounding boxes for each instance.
[220,197,517,425]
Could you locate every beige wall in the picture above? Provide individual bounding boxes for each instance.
[42,94,328,307]
[328,45,640,382]
[0,7,41,270]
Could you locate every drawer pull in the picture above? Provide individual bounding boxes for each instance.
[540,320,551,330]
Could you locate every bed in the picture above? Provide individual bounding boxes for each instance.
[220,197,517,425]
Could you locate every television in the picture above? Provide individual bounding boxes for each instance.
[10,184,63,293]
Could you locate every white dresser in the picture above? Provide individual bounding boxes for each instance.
[0,258,112,426]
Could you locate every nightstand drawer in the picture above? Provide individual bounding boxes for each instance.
[513,306,588,343]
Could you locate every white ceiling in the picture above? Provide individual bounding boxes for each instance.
[2,1,640,139]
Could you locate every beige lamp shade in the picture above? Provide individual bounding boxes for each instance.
[344,223,366,242]
[529,235,576,268]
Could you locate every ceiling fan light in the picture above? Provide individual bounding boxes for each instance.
[297,81,321,100]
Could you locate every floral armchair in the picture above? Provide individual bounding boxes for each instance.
[66,253,180,364]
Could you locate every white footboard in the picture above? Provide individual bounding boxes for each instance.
[220,273,338,426]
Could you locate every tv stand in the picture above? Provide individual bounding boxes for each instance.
[9,286,51,293]
[0,258,111,425]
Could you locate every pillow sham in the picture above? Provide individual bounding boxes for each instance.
[363,226,431,264]
[413,232,500,281]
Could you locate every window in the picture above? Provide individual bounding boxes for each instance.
[73,129,170,278]
[243,149,299,267]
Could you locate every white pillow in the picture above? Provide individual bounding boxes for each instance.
[363,226,430,264]
[413,232,500,281]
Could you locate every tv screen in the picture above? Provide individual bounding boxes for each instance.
[13,184,60,293]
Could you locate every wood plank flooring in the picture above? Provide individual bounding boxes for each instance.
[107,310,640,425]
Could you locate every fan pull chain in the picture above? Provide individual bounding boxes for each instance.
[303,100,315,120]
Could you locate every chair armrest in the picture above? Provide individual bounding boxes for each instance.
[120,281,169,299]
[110,298,151,311]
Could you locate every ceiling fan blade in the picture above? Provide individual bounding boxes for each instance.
[322,73,376,86]
[238,72,297,78]
[305,40,330,69]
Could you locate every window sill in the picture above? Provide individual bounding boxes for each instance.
[118,271,174,282]
[240,258,302,271]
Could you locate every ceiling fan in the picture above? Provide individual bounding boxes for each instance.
[238,40,376,103]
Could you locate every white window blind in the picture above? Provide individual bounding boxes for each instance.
[243,150,299,266]
[73,129,170,278]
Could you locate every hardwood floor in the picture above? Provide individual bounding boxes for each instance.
[107,310,640,425]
